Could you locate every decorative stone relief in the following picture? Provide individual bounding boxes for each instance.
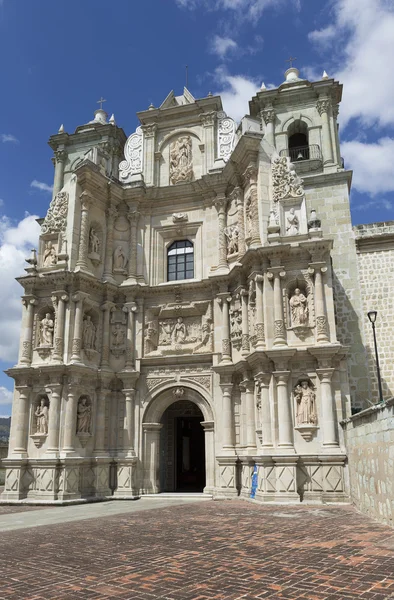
[217,111,235,162]
[230,305,242,350]
[193,317,213,354]
[272,156,304,203]
[169,136,193,185]
[42,241,58,267]
[119,126,143,181]
[286,208,300,236]
[172,213,188,223]
[172,387,185,400]
[225,225,239,257]
[248,279,257,348]
[82,316,97,350]
[110,306,127,357]
[41,191,69,234]
[181,374,211,392]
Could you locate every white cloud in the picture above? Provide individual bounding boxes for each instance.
[175,0,297,20]
[1,134,19,144]
[210,35,238,58]
[0,386,12,406]
[214,67,260,122]
[30,180,53,193]
[0,213,40,363]
[309,0,394,129]
[342,138,394,196]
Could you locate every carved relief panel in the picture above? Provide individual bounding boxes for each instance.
[169,135,194,185]
[110,306,127,358]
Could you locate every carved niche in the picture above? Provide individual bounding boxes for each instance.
[285,273,314,341]
[225,225,239,257]
[76,395,92,446]
[144,300,213,356]
[293,377,318,441]
[229,295,242,351]
[31,395,50,447]
[169,136,194,185]
[88,225,102,266]
[110,306,127,358]
[82,310,99,362]
[34,306,55,359]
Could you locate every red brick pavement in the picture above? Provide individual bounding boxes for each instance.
[0,501,394,600]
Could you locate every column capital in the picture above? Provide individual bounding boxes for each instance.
[122,388,136,398]
[79,190,93,210]
[214,195,227,214]
[127,209,140,224]
[230,186,243,205]
[261,108,275,124]
[240,288,249,298]
[54,149,67,163]
[255,372,271,387]
[273,370,291,384]
[216,293,231,304]
[316,368,335,382]
[15,384,30,395]
[106,205,118,221]
[123,301,138,314]
[45,382,63,396]
[240,379,255,393]
[101,300,116,312]
[255,273,264,284]
[72,292,89,304]
[267,266,286,279]
[243,163,258,185]
[220,382,233,395]
[316,97,331,116]
[22,295,37,307]
[141,123,157,138]
[200,111,216,127]
[52,290,69,303]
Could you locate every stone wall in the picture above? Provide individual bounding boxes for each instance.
[355,221,394,400]
[342,398,394,527]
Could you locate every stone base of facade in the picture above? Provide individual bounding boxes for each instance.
[214,456,239,499]
[113,458,139,499]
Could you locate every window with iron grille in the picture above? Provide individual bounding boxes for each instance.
[167,240,194,281]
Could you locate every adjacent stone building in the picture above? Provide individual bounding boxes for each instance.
[2,67,391,504]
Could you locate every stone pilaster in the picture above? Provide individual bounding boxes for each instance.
[220,380,234,451]
[62,385,78,454]
[13,385,30,455]
[233,186,246,255]
[126,209,139,283]
[141,123,157,186]
[268,267,287,346]
[217,293,232,364]
[273,370,293,449]
[94,387,108,455]
[316,368,339,448]
[243,164,261,248]
[240,288,250,356]
[53,149,67,197]
[71,293,86,363]
[254,274,265,349]
[19,295,37,365]
[122,388,136,457]
[103,206,118,281]
[46,382,63,455]
[255,373,273,448]
[201,421,215,494]
[123,302,137,370]
[100,301,115,368]
[142,422,162,493]
[214,194,229,272]
[51,291,68,362]
[310,262,330,343]
[261,107,275,147]
[76,191,92,270]
[200,111,216,172]
[241,378,256,452]
[317,97,334,166]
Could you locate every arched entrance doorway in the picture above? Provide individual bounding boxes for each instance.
[160,400,205,492]
[142,385,215,495]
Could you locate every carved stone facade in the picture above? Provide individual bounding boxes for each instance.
[3,71,380,506]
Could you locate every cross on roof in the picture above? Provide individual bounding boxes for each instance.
[97,96,107,110]
[286,56,297,68]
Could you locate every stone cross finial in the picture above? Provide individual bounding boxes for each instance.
[97,96,107,110]
[286,56,297,67]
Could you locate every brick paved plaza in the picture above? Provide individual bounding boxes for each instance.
[0,499,394,600]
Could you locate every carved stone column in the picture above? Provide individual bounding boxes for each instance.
[53,149,67,197]
[273,370,293,448]
[46,383,63,454]
[317,98,334,166]
[217,293,232,363]
[242,378,256,451]
[94,387,108,455]
[214,195,228,271]
[101,301,114,368]
[103,206,118,281]
[141,124,157,186]
[311,263,330,343]
[142,422,162,493]
[220,381,234,451]
[200,112,216,172]
[76,191,92,270]
[240,289,250,356]
[63,386,78,453]
[71,294,85,362]
[261,108,275,147]
[123,302,137,370]
[201,421,215,493]
[13,386,30,454]
[256,373,273,447]
[233,187,246,255]
[123,388,136,457]
[126,210,139,283]
[238,381,246,448]
[20,296,37,365]
[316,368,339,447]
[268,267,287,346]
[243,164,261,248]
[254,274,265,349]
[52,292,68,362]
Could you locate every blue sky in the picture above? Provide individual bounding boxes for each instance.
[0,0,393,416]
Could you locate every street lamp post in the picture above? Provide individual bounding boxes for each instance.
[367,310,384,404]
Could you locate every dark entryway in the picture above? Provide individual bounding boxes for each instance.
[160,400,206,492]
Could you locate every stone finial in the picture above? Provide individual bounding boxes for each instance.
[58,124,65,133]
[260,81,266,90]
[109,113,116,125]
[322,70,329,79]
[25,248,37,266]
[284,67,301,83]
[148,103,155,110]
[90,109,108,125]
[207,91,212,97]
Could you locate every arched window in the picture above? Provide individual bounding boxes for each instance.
[288,120,309,161]
[167,240,194,281]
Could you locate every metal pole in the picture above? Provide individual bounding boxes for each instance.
[371,321,384,404]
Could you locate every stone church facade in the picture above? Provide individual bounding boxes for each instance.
[2,67,389,503]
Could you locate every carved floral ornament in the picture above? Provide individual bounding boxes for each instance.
[271,156,304,203]
[41,191,69,234]
[217,111,236,162]
[119,126,143,181]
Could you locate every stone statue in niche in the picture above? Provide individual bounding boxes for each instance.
[289,288,309,326]
[230,308,242,349]
[286,208,299,236]
[82,316,96,350]
[145,321,158,354]
[171,317,187,344]
[89,228,100,255]
[34,398,49,434]
[39,313,54,346]
[170,136,194,185]
[294,380,317,426]
[76,397,91,434]
[43,241,57,267]
[225,226,239,256]
[113,245,128,271]
[112,323,126,347]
